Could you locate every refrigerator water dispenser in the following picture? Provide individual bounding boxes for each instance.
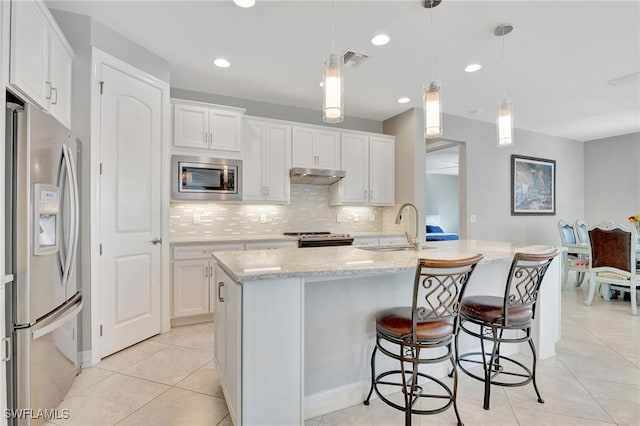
[33,183,60,255]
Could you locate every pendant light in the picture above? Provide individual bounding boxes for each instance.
[323,1,343,123]
[423,0,442,139]
[495,24,514,147]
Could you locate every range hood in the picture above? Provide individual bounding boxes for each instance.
[289,168,346,185]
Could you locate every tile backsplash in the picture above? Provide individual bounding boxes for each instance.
[170,184,404,240]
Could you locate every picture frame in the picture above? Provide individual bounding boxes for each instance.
[511,155,556,215]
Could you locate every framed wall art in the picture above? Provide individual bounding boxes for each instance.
[511,155,556,215]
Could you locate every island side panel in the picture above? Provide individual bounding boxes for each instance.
[531,256,561,359]
[242,277,305,426]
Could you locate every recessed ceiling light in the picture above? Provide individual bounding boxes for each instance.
[214,58,231,68]
[371,34,390,46]
[233,0,255,8]
[464,64,482,73]
[398,97,411,104]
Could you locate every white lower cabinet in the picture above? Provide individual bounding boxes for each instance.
[172,243,244,319]
[214,265,242,426]
[243,117,291,203]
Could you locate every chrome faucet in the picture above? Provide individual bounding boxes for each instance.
[394,203,422,250]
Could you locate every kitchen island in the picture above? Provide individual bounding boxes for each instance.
[212,240,561,426]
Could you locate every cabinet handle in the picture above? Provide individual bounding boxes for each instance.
[45,81,52,100]
[210,265,213,276]
[209,132,213,147]
[51,87,58,105]
[2,337,10,362]
[369,189,373,199]
[218,282,225,302]
[364,190,367,199]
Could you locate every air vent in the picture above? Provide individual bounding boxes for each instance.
[342,50,369,68]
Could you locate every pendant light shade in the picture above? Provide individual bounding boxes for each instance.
[323,53,343,123]
[497,97,514,147]
[423,0,442,140]
[424,81,442,138]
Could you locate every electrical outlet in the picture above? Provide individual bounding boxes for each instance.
[193,214,201,224]
[369,213,375,222]
[259,213,267,224]
[336,213,346,223]
[470,214,477,223]
[353,214,359,222]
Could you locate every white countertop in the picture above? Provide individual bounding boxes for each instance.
[212,239,560,283]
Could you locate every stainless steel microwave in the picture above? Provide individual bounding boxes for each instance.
[172,155,242,201]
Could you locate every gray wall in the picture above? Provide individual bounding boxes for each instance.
[584,132,640,225]
[383,108,426,242]
[426,174,459,233]
[171,88,382,134]
[445,114,585,245]
[385,109,585,246]
[50,9,171,353]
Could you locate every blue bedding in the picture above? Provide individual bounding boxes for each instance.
[426,225,459,241]
[426,233,459,241]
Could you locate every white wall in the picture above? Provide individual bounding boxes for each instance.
[426,174,460,233]
[584,132,640,225]
[0,0,9,421]
[50,9,171,353]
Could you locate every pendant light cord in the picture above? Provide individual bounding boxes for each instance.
[331,0,335,53]
[429,1,435,80]
[501,27,507,98]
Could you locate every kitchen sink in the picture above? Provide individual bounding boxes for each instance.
[357,245,416,252]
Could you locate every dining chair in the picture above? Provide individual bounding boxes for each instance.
[585,222,638,316]
[557,220,587,287]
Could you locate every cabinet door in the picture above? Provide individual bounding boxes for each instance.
[340,133,369,204]
[173,259,210,317]
[48,32,72,128]
[264,124,291,202]
[292,126,316,168]
[174,103,210,149]
[214,265,242,426]
[369,136,395,205]
[243,119,266,201]
[10,0,50,109]
[211,109,242,152]
[316,129,341,170]
[213,274,227,388]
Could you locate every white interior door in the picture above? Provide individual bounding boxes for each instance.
[99,62,162,357]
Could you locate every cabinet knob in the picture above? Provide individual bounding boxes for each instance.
[150,237,162,245]
[45,81,52,100]
[51,87,58,105]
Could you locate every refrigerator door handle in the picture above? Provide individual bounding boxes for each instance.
[57,144,77,287]
[31,297,82,341]
[65,144,80,285]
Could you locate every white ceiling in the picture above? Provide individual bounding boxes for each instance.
[47,0,640,142]
[426,145,459,175]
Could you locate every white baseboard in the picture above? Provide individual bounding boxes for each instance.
[305,382,367,419]
[79,350,94,368]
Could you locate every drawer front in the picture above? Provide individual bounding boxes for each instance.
[245,241,298,250]
[174,243,245,260]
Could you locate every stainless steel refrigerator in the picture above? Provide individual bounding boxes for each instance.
[5,98,82,425]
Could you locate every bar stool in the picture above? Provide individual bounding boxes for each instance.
[364,254,484,426]
[455,250,559,410]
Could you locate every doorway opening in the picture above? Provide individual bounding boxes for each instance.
[425,140,467,239]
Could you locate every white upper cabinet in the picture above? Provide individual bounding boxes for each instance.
[243,117,291,203]
[10,0,73,128]
[368,136,395,205]
[292,126,340,170]
[47,31,72,128]
[173,99,245,152]
[330,133,395,206]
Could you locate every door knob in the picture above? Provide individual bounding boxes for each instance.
[150,237,162,245]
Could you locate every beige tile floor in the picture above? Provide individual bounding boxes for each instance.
[52,283,638,425]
